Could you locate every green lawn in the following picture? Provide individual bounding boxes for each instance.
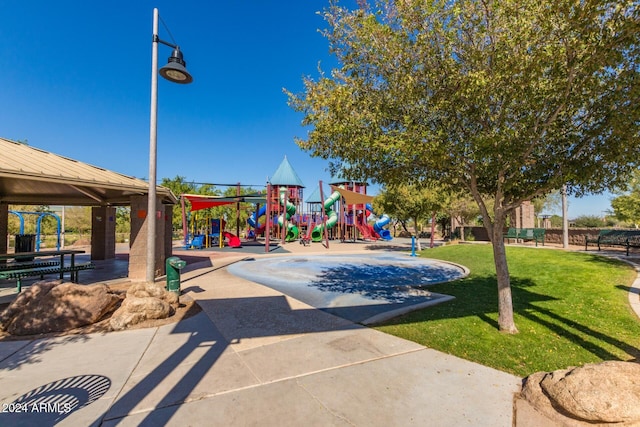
[375,244,640,377]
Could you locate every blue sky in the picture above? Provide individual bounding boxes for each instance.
[0,1,613,217]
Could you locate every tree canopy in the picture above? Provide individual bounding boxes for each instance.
[611,170,640,227]
[288,0,640,333]
[373,182,447,235]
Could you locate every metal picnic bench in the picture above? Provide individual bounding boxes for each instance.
[584,229,640,256]
[503,228,546,246]
[0,250,94,292]
[0,260,61,271]
[503,228,519,243]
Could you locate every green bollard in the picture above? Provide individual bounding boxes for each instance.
[165,256,186,296]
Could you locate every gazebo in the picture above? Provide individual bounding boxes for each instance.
[0,137,177,280]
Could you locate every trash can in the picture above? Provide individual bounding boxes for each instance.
[15,234,36,261]
[165,256,187,296]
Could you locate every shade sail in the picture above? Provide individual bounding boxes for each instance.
[329,185,374,205]
[182,193,268,211]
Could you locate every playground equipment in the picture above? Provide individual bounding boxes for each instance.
[355,221,377,241]
[185,235,204,250]
[247,205,267,235]
[210,219,242,248]
[181,191,273,250]
[222,231,242,248]
[299,214,314,245]
[9,210,62,251]
[184,217,242,249]
[247,191,299,242]
[365,204,393,241]
[278,190,299,242]
[373,214,392,240]
[209,218,222,245]
[311,191,340,242]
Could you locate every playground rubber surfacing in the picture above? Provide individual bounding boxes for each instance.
[228,252,468,324]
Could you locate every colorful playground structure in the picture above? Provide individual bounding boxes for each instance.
[179,156,393,250]
[310,190,340,242]
[182,216,242,249]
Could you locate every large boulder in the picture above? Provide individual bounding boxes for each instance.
[109,283,178,331]
[521,361,640,426]
[0,281,122,336]
[126,282,179,305]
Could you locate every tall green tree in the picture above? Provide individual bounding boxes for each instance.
[160,176,212,232]
[533,192,562,219]
[288,0,640,333]
[115,207,131,234]
[64,206,91,238]
[447,192,481,241]
[611,171,640,227]
[160,175,199,198]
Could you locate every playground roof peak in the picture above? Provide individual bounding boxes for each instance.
[269,156,305,187]
[305,184,331,204]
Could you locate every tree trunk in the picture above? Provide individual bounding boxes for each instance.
[414,216,422,251]
[430,212,436,248]
[491,225,519,334]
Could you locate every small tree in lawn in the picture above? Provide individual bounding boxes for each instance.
[374,183,447,248]
[287,0,640,333]
[447,193,481,241]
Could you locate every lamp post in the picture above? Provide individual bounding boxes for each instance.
[147,8,193,283]
[562,184,569,249]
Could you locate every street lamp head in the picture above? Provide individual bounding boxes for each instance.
[159,47,193,84]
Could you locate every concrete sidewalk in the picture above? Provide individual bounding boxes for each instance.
[0,241,522,426]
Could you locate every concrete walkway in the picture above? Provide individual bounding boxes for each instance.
[0,239,523,425]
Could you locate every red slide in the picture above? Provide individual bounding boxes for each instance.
[223,232,242,248]
[356,224,378,241]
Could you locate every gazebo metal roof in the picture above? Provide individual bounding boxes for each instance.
[0,137,177,206]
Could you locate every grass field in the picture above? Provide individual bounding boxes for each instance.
[375,244,640,377]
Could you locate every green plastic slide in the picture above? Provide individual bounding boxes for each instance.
[311,191,341,242]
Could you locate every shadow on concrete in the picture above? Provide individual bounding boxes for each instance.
[0,374,111,425]
[96,295,361,425]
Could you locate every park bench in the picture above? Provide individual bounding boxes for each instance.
[584,229,640,256]
[518,228,546,246]
[503,228,545,246]
[503,228,519,243]
[0,262,95,293]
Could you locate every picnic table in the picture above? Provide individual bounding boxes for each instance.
[0,249,93,292]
